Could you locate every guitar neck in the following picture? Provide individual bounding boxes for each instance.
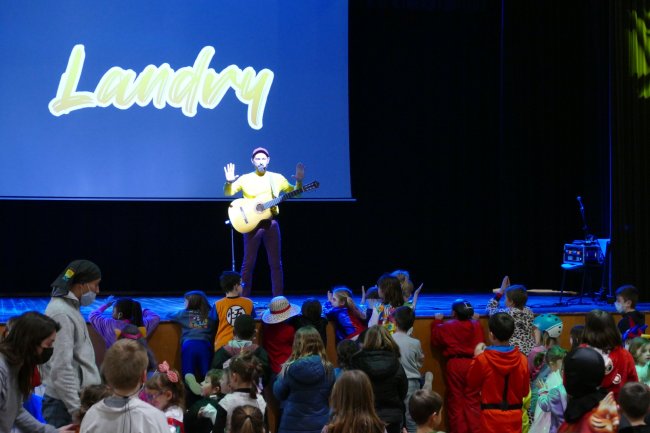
[263,186,304,209]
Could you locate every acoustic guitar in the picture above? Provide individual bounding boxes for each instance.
[227,180,320,233]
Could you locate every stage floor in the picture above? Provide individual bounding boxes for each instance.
[0,290,630,323]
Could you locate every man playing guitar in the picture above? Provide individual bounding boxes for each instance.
[223,147,304,296]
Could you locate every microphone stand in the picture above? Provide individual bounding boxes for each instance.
[225,220,236,272]
[577,196,592,243]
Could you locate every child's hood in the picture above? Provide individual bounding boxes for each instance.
[483,346,526,376]
[287,354,329,385]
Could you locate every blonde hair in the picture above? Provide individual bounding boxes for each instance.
[102,339,148,390]
[332,287,365,320]
[282,326,333,376]
[362,325,401,357]
[391,269,414,298]
[326,370,385,433]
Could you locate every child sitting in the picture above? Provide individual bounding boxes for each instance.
[619,382,650,433]
[408,389,445,433]
[468,312,529,433]
[430,299,484,433]
[323,286,367,343]
[145,361,186,433]
[214,271,256,351]
[80,339,168,433]
[296,297,329,346]
[392,306,425,433]
[616,285,647,342]
[486,276,536,355]
[628,337,650,385]
[184,369,224,433]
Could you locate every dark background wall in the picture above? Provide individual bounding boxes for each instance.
[2,0,645,298]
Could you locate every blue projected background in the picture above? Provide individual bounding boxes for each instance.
[0,1,350,200]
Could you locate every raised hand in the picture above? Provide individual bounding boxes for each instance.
[224,163,239,182]
[104,295,115,306]
[293,162,304,182]
[498,275,510,294]
[474,342,486,356]
[360,285,366,304]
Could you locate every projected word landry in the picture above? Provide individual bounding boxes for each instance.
[48,44,274,129]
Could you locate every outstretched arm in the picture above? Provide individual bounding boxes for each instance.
[223,163,241,196]
[411,283,423,309]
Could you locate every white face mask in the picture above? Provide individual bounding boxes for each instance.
[79,287,97,306]
[614,302,624,313]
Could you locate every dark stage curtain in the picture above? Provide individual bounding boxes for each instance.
[612,0,650,295]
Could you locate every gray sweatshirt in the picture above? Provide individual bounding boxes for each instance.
[0,354,58,433]
[41,293,101,415]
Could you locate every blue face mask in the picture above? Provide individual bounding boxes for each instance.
[80,288,97,306]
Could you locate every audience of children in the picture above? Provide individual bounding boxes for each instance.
[486,276,536,355]
[144,361,186,433]
[323,369,386,433]
[409,389,445,433]
[323,286,367,343]
[214,271,256,351]
[368,274,405,333]
[581,309,638,399]
[351,324,408,433]
[80,339,169,433]
[89,296,160,348]
[618,382,650,433]
[295,298,329,345]
[430,298,484,433]
[166,290,217,382]
[629,337,650,385]
[392,306,425,433]
[616,285,647,341]
[213,352,266,433]
[6,273,650,433]
[467,312,530,433]
[273,326,335,433]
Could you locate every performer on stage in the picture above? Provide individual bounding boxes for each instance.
[223,147,304,296]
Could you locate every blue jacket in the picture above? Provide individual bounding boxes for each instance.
[273,354,335,433]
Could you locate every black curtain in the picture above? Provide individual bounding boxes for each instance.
[612,0,650,295]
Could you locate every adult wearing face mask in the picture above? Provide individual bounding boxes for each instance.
[41,259,103,427]
[0,311,76,432]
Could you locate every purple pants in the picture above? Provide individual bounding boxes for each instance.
[241,218,283,296]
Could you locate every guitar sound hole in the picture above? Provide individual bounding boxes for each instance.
[256,203,264,213]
